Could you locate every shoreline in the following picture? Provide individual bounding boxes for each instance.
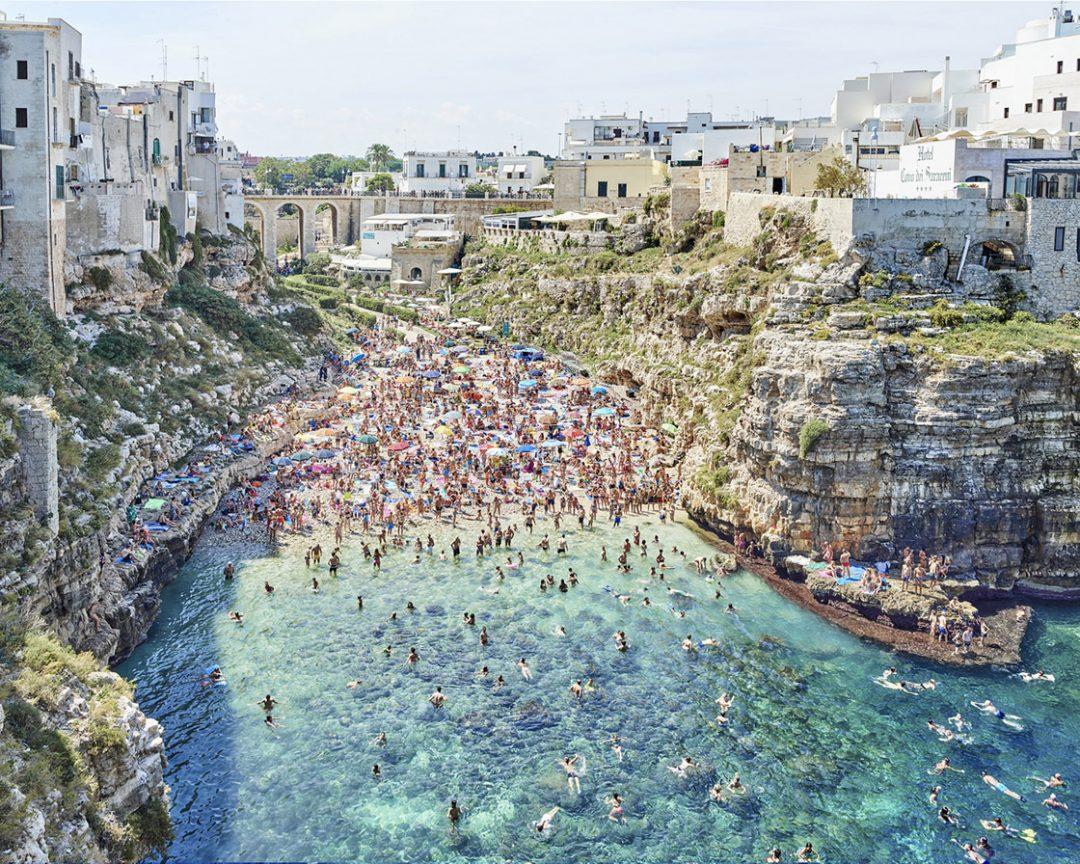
[686,512,1030,667]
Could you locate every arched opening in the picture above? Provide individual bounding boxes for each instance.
[315,202,340,250]
[274,202,305,262]
[979,239,1019,270]
[963,175,990,184]
[409,266,423,281]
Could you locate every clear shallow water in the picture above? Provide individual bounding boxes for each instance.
[119,517,1080,863]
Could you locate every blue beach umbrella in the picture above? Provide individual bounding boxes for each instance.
[516,444,537,453]
[591,385,608,395]
[593,407,615,417]
[518,379,538,390]
[350,351,366,363]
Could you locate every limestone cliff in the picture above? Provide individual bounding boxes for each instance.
[1,226,326,862]
[455,200,1079,594]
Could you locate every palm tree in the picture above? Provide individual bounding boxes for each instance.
[365,143,394,173]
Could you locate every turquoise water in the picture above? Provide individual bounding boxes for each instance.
[119,518,1079,863]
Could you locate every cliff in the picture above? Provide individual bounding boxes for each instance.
[455,198,1079,595]
[0,226,328,862]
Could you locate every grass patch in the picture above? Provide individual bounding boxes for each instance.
[798,417,831,458]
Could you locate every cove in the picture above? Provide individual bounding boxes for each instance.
[118,518,1080,863]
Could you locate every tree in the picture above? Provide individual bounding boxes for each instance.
[814,155,867,198]
[366,143,395,172]
[365,172,396,194]
[253,156,290,192]
[464,182,497,199]
[307,153,337,180]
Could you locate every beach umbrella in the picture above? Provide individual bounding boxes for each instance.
[292,450,314,462]
[397,346,412,355]
[516,444,537,453]
[593,407,615,417]
[591,385,608,395]
[388,441,410,452]
[453,365,470,375]
[541,439,565,449]
[350,352,366,363]
[518,379,537,390]
[357,434,378,445]
[449,345,470,354]
[435,425,453,437]
[565,428,585,439]
[272,456,293,467]
[572,377,590,386]
[314,427,337,437]
[396,375,415,384]
[316,448,337,459]
[419,369,442,379]
[442,410,462,422]
[486,447,508,458]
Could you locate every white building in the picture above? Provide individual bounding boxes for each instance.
[359,213,455,258]
[0,14,84,313]
[562,114,648,160]
[400,151,477,196]
[970,6,1080,140]
[349,170,403,195]
[671,124,777,164]
[495,155,546,194]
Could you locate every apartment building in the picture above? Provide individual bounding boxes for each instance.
[400,151,477,196]
[495,154,546,195]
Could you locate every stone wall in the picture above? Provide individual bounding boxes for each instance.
[65,183,156,259]
[479,226,615,254]
[725,194,855,252]
[1026,198,1080,317]
[15,401,59,535]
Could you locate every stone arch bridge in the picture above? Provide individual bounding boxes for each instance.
[243,194,548,261]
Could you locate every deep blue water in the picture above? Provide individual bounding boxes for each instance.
[118,518,1079,863]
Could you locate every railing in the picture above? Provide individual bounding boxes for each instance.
[69,134,80,148]
[0,190,14,207]
[152,154,163,166]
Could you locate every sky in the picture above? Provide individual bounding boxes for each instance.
[4,1,1051,157]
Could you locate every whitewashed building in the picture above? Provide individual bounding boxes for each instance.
[400,151,477,196]
[495,155,546,195]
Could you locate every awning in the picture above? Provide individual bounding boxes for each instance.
[437,267,463,275]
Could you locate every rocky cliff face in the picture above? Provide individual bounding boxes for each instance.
[456,202,1079,593]
[1,226,323,862]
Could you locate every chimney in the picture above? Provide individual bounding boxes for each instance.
[942,55,952,128]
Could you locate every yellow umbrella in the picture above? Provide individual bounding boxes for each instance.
[435,425,453,437]
[314,427,337,438]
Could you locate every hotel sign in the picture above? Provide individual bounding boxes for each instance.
[898,140,957,197]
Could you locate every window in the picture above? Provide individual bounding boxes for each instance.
[458,163,469,178]
[1057,60,1064,73]
[1053,96,1068,111]
[1004,107,1010,118]
[438,162,447,178]
[617,183,627,198]
[168,110,174,121]
[1077,228,1080,263]
[1025,103,1033,113]
[415,163,425,178]
[518,171,525,179]
[15,108,27,128]
[68,51,73,80]
[16,60,27,79]
[1054,226,1066,251]
[597,180,608,197]
[50,62,55,95]
[54,165,64,199]
[1037,98,1044,111]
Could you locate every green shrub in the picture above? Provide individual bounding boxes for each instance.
[921,240,944,256]
[124,796,174,861]
[87,266,112,292]
[189,232,204,268]
[305,274,340,287]
[91,330,149,366]
[166,282,296,359]
[0,286,72,396]
[928,300,964,329]
[84,444,121,482]
[121,421,146,437]
[353,296,386,314]
[711,211,725,229]
[798,417,830,458]
[159,207,178,264]
[318,297,339,309]
[303,252,332,275]
[139,251,169,284]
[285,306,323,336]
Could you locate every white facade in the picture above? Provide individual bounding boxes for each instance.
[349,170,402,194]
[495,155,546,194]
[673,125,777,164]
[400,151,477,195]
[0,15,84,313]
[970,7,1080,140]
[360,213,455,257]
[562,114,647,159]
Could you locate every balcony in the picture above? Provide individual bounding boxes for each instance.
[152,154,164,166]
[0,129,13,149]
[0,190,13,209]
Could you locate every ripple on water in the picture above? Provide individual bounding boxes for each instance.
[118,520,1080,864]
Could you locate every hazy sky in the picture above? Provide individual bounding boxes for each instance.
[5,1,1049,157]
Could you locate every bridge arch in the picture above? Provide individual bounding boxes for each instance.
[314,201,344,249]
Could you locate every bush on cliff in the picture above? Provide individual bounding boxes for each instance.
[166,282,297,361]
[0,285,72,396]
[284,306,323,336]
[91,330,149,366]
[798,417,830,458]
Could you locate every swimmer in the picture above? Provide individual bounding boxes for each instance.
[609,733,624,762]
[554,625,567,637]
[982,773,1024,801]
[938,805,960,825]
[429,687,446,708]
[569,679,584,698]
[560,755,582,793]
[901,679,937,692]
[971,700,1023,730]
[223,562,235,580]
[726,603,736,614]
[518,658,533,680]
[258,694,278,712]
[669,756,697,778]
[1032,772,1065,789]
[708,783,725,803]
[726,773,746,794]
[927,720,955,742]
[228,611,244,624]
[447,799,462,831]
[346,680,361,690]
[949,839,986,864]
[264,713,281,730]
[372,763,381,779]
[931,757,964,775]
[716,693,734,712]
[372,732,387,746]
[948,713,970,731]
[700,638,721,647]
[493,675,505,690]
[201,667,225,685]
[533,806,560,835]
[406,647,420,665]
[929,785,941,804]
[605,792,625,822]
[765,849,783,863]
[1013,669,1054,683]
[264,580,275,595]
[311,576,319,592]
[797,841,819,862]
[682,634,696,652]
[1042,793,1068,811]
